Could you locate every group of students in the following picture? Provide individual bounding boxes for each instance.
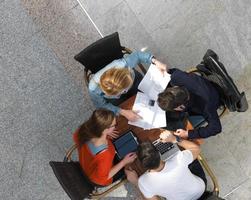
[73,51,222,200]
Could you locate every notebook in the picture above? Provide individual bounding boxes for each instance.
[152,139,180,161]
[113,130,138,159]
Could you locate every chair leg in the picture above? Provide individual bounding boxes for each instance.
[219,106,228,119]
[197,154,219,196]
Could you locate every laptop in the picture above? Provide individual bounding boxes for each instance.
[152,139,180,161]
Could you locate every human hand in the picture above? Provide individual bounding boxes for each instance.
[107,129,119,140]
[120,109,142,122]
[122,152,137,165]
[174,129,188,139]
[152,58,168,75]
[159,130,176,143]
[124,167,138,185]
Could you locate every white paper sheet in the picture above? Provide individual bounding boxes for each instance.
[138,64,171,100]
[128,92,166,130]
[128,64,170,129]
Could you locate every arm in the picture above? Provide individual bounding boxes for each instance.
[176,137,201,160]
[108,159,126,179]
[127,53,168,74]
[151,57,168,74]
[124,51,153,69]
[145,196,160,200]
[160,131,200,160]
[125,168,160,200]
[108,153,137,179]
[188,108,222,139]
[174,109,222,139]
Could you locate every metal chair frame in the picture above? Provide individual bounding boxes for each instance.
[198,153,219,197]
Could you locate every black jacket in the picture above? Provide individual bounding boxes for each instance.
[169,68,222,139]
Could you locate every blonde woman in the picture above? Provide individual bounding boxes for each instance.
[73,109,137,186]
[88,51,167,121]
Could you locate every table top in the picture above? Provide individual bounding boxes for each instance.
[116,95,163,143]
[116,95,203,175]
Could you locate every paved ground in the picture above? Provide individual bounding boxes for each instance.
[0,0,250,199]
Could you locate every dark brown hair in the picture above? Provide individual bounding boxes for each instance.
[157,86,189,111]
[137,141,160,170]
[78,109,115,146]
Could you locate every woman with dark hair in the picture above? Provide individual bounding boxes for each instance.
[73,109,137,186]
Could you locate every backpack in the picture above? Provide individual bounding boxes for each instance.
[195,49,248,112]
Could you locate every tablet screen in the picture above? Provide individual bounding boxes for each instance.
[113,131,138,159]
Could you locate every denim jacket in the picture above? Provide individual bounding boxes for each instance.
[88,51,153,114]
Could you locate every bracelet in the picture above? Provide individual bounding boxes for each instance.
[151,56,156,65]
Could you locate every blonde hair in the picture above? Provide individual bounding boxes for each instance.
[100,68,133,96]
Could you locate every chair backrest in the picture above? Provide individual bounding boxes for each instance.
[74,32,123,74]
[51,145,127,199]
[49,161,94,200]
[196,49,248,112]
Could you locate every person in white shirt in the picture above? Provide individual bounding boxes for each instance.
[125,131,205,200]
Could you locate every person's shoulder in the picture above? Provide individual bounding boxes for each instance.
[177,150,193,163]
[170,68,187,81]
[96,141,114,157]
[110,58,127,67]
[107,139,114,146]
[138,173,148,186]
[89,58,127,88]
[88,78,98,91]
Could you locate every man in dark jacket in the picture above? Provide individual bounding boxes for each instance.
[157,67,222,139]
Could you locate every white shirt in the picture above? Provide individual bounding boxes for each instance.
[138,150,205,200]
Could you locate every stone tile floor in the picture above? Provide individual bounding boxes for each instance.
[1,0,250,199]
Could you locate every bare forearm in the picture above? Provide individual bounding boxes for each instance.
[108,160,125,179]
[177,139,200,159]
[160,131,201,160]
[145,196,161,200]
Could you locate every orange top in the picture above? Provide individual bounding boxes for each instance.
[73,130,116,186]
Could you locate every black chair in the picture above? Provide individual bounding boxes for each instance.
[49,145,126,200]
[187,49,248,128]
[74,32,146,86]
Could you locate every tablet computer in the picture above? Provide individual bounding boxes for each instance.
[113,130,138,159]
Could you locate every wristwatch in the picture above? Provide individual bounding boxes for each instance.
[174,135,182,143]
[151,56,156,64]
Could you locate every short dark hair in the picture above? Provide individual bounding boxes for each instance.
[157,86,189,111]
[137,141,160,170]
